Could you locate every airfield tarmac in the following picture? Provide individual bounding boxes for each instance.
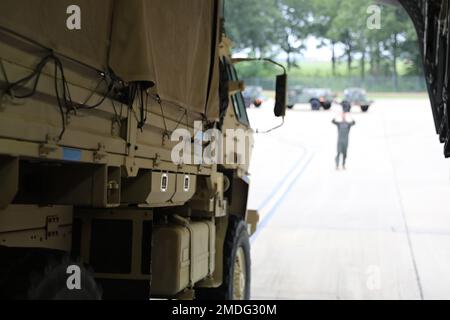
[247,97,450,300]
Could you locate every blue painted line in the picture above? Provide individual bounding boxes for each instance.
[251,152,316,243]
[256,146,307,212]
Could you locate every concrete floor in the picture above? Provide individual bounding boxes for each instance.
[246,98,450,300]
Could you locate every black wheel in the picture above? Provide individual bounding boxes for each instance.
[196,216,251,300]
[0,247,101,300]
[361,105,370,112]
[254,101,262,108]
[310,99,321,111]
[287,105,294,109]
[343,105,352,113]
[322,102,332,110]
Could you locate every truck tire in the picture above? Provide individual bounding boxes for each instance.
[0,248,101,300]
[196,215,251,300]
[0,246,102,300]
[310,99,321,111]
[361,105,370,112]
[28,258,102,300]
[322,102,332,110]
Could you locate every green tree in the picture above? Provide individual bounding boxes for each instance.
[398,11,423,76]
[368,4,416,87]
[310,0,342,75]
[224,0,278,56]
[272,0,314,70]
[326,0,372,75]
[224,0,422,85]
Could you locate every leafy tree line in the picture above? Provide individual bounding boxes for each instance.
[224,0,423,81]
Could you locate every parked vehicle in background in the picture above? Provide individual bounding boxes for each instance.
[243,85,265,108]
[343,88,373,112]
[287,86,335,111]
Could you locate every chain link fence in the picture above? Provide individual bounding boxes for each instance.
[243,76,426,93]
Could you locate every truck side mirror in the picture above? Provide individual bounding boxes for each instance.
[231,57,287,119]
[274,74,287,117]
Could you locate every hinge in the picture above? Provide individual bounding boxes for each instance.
[39,135,59,157]
[45,215,60,240]
[153,153,161,167]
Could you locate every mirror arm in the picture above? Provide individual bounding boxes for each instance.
[255,117,285,134]
[231,58,287,75]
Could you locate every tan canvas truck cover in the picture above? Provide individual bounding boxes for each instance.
[0,0,220,119]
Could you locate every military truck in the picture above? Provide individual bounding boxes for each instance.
[0,0,286,300]
[287,86,335,111]
[343,88,373,113]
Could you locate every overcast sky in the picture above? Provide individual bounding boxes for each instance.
[234,36,346,63]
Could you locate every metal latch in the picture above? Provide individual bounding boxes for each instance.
[108,180,120,191]
[93,143,108,162]
[228,80,245,95]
